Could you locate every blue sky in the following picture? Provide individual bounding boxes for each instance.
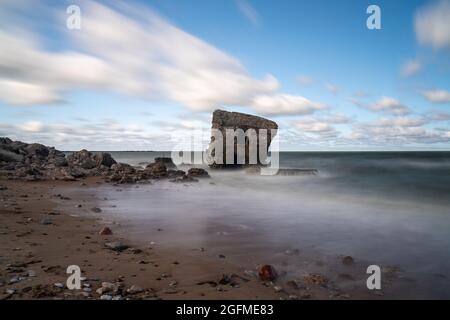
[0,0,449,150]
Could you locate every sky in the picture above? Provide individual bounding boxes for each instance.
[0,0,449,151]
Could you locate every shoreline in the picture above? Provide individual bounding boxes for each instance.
[1,178,384,300]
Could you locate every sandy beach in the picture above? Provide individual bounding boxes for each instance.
[0,177,387,300]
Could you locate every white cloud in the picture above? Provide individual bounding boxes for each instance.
[0,1,323,116]
[421,89,450,103]
[235,0,260,26]
[368,97,410,115]
[369,117,428,128]
[401,58,422,77]
[20,120,44,133]
[250,94,325,116]
[415,0,450,50]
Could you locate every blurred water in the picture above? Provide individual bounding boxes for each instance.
[70,152,450,298]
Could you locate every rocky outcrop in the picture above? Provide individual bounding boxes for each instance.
[187,168,209,178]
[0,137,209,184]
[206,110,278,168]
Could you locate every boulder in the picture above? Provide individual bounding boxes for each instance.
[95,152,117,168]
[206,110,278,168]
[145,162,167,178]
[187,168,209,178]
[67,150,97,169]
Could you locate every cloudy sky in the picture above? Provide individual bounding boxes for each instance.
[0,0,449,151]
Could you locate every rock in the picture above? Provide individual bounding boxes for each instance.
[169,175,198,183]
[54,282,64,288]
[99,227,112,235]
[167,169,186,179]
[40,218,52,225]
[127,285,144,294]
[104,242,129,252]
[257,265,278,281]
[94,152,116,168]
[91,207,102,213]
[206,110,278,168]
[100,294,112,300]
[342,256,354,265]
[67,150,97,169]
[187,168,209,178]
[154,157,176,169]
[6,288,16,295]
[145,162,167,178]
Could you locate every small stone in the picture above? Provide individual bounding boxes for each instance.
[100,294,112,300]
[273,286,283,292]
[40,218,52,225]
[257,265,278,281]
[27,270,36,277]
[99,227,112,235]
[104,242,129,252]
[6,288,16,295]
[54,282,64,288]
[127,285,144,294]
[83,287,92,292]
[91,207,102,213]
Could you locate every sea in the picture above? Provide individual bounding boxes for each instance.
[67,151,450,298]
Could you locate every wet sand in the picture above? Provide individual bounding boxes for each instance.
[0,178,404,300]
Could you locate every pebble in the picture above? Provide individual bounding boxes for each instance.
[100,294,112,300]
[54,282,64,288]
[83,287,92,293]
[6,288,16,295]
[104,242,129,252]
[40,218,52,225]
[91,207,102,213]
[127,285,144,294]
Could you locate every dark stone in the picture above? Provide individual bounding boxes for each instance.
[206,110,278,168]
[187,168,209,178]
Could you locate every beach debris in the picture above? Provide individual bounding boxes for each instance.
[99,227,112,235]
[303,273,328,286]
[342,256,354,265]
[257,265,278,281]
[104,242,129,252]
[91,207,102,213]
